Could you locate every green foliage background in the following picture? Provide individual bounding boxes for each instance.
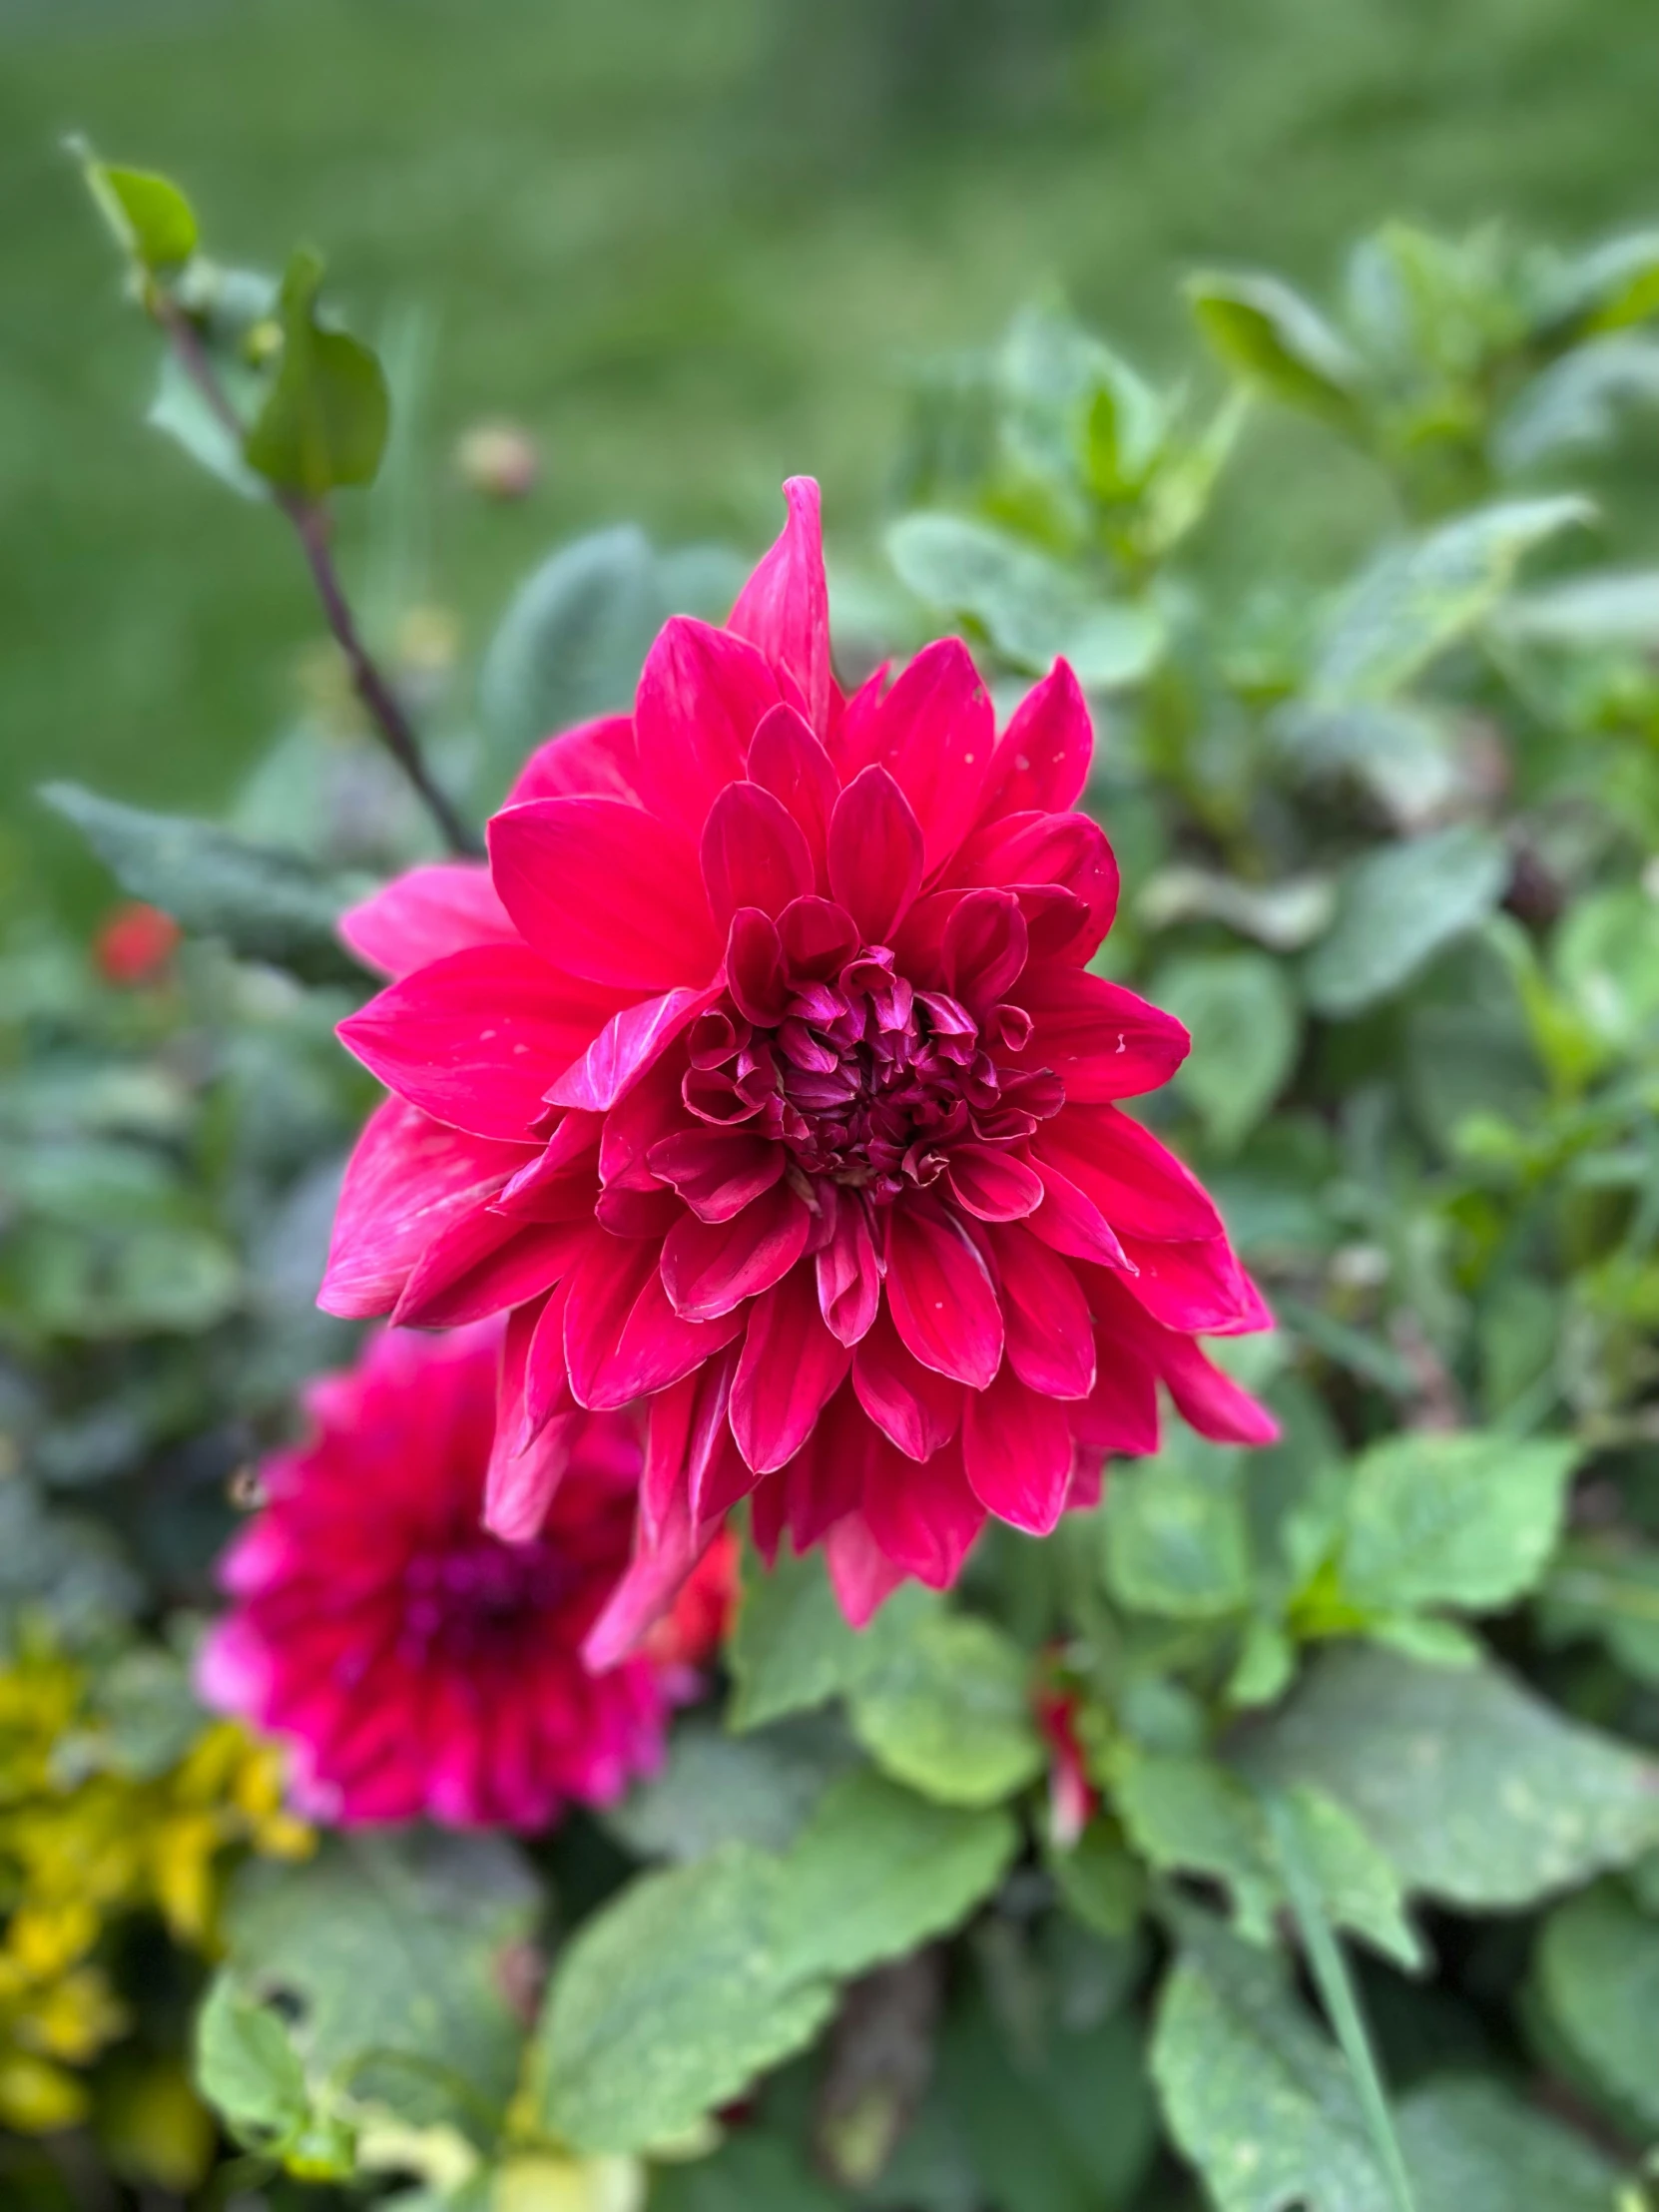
[7,0,1659,914]
[7,6,1659,2210]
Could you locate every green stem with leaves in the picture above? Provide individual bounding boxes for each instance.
[153,290,480,858]
[1265,1792,1420,2212]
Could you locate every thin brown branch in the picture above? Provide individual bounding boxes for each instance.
[153,293,481,858]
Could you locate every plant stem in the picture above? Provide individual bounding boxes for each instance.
[1265,1792,1421,2212]
[153,293,480,858]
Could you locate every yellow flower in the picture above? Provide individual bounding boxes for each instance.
[0,1641,312,2130]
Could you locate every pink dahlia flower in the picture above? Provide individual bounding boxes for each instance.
[198,1322,665,1830]
[320,478,1276,1643]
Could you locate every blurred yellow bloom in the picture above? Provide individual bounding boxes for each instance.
[492,2152,647,2212]
[0,1642,310,2131]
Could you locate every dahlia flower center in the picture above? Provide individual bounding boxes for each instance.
[400,1534,575,1658]
[684,936,1059,1209]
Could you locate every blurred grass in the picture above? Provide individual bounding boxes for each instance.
[2,0,1657,917]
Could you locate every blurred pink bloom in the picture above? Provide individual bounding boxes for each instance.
[1034,1684,1099,1852]
[95,899,181,986]
[320,477,1276,1646]
[198,1322,665,1831]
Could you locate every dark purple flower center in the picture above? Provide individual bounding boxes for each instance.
[683,935,1061,1211]
[399,1535,576,1661]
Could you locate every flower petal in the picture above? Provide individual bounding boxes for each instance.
[824,1511,907,1627]
[748,702,838,885]
[546,984,717,1112]
[488,796,719,990]
[1070,1345,1159,1450]
[632,615,781,827]
[508,714,640,805]
[1118,1233,1270,1337]
[869,637,994,880]
[859,1430,984,1589]
[484,1301,575,1541]
[731,1261,853,1473]
[339,944,626,1141]
[700,780,816,926]
[1038,1104,1222,1244]
[1159,1334,1281,1444]
[583,1483,723,1672]
[340,862,518,977]
[647,1126,785,1223]
[781,1384,869,1546]
[883,1201,1003,1388]
[1026,1155,1132,1271]
[961,1367,1073,1534]
[943,1143,1044,1222]
[941,887,1028,1014]
[955,810,1119,959]
[1014,966,1189,1102]
[850,1305,964,1460]
[976,658,1093,822]
[661,1179,813,1321]
[394,1217,588,1329]
[726,477,833,735]
[827,766,924,947]
[816,1191,882,1346]
[985,1223,1096,1399]
[318,1097,530,1319]
[564,1229,742,1408]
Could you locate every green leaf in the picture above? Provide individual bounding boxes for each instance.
[848,1611,1045,1808]
[194,1973,309,2150]
[1539,227,1659,338]
[1304,828,1509,1018]
[775,1769,1018,1983]
[1048,1824,1147,1941]
[1272,701,1464,825]
[40,783,367,983]
[535,1771,1013,2155]
[941,1983,1158,2212]
[480,527,659,770]
[223,1831,540,2136]
[1496,337,1659,472]
[1238,1646,1659,1909]
[651,2131,843,2212]
[1113,1756,1419,1967]
[1539,1538,1659,1685]
[1102,1435,1253,1619]
[1534,1884,1659,2134]
[1151,1913,1394,2212]
[1310,497,1591,703]
[1116,1754,1281,1942]
[886,513,1163,687]
[0,1479,140,1652]
[1153,952,1302,1152]
[1499,566,1659,649]
[148,350,269,500]
[1392,2077,1621,2212]
[1155,1939,1609,2210]
[727,1541,930,1733]
[1280,1786,1423,1974]
[1081,352,1167,499]
[1333,1432,1579,1617]
[1187,272,1365,428]
[477,530,744,802]
[75,145,198,272]
[602,1712,854,1862]
[1138,866,1338,952]
[532,1846,834,2156]
[244,248,389,497]
[1552,884,1659,1054]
